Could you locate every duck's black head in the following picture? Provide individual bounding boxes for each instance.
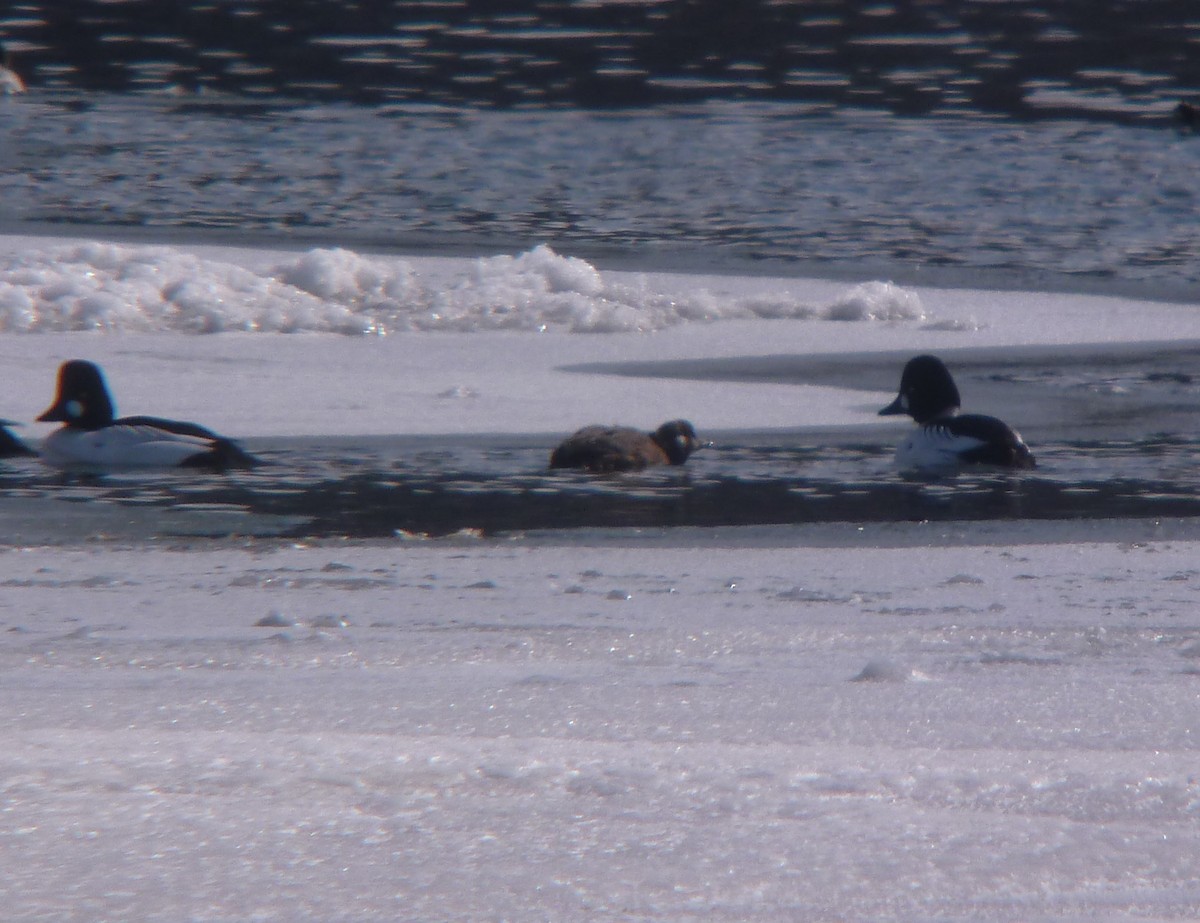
[879,354,961,424]
[37,360,117,430]
[650,419,702,465]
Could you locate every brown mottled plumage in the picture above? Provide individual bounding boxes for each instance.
[549,420,702,472]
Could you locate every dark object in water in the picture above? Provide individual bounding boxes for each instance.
[0,419,34,458]
[37,359,260,471]
[550,419,702,472]
[880,354,1036,471]
[1174,101,1199,131]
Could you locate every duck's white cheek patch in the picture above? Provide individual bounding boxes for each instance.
[66,400,84,419]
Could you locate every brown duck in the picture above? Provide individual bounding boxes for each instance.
[549,419,703,472]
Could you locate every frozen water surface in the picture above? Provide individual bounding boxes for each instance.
[3,535,1200,920]
[1,236,1200,920]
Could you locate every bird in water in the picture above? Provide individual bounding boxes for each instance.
[879,355,1035,472]
[37,359,259,471]
[549,419,703,472]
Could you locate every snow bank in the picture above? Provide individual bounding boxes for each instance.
[0,241,926,334]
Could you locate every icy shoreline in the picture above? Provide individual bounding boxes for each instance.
[3,234,1200,919]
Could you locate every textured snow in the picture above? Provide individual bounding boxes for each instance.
[3,536,1200,920]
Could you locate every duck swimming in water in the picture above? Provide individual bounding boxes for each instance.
[879,355,1035,472]
[549,419,703,472]
[37,359,259,471]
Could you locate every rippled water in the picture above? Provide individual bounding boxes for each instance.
[5,1,1199,119]
[2,98,1198,295]
[4,431,1200,544]
[2,2,1200,293]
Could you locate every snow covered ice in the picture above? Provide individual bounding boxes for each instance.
[2,235,1200,920]
[5,534,1200,920]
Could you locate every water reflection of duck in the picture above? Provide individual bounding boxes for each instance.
[0,42,25,94]
[1174,102,1199,131]
[550,419,703,472]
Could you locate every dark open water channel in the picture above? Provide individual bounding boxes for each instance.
[2,431,1199,544]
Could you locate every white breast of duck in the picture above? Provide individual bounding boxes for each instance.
[894,413,1034,472]
[37,360,258,471]
[41,420,232,470]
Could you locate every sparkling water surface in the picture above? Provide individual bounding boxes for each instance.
[2,0,1199,293]
[3,97,1198,297]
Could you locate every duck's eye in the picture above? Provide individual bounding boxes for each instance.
[65,399,84,419]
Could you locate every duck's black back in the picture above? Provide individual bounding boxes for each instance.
[940,413,1036,468]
